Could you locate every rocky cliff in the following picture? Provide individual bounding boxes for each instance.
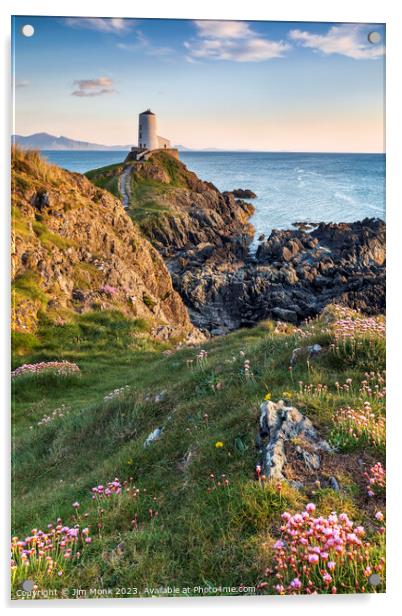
[172,218,385,333]
[85,152,386,335]
[11,148,198,341]
[86,151,255,258]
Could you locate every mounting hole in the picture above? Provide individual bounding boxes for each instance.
[368,573,381,586]
[22,24,35,37]
[368,31,381,44]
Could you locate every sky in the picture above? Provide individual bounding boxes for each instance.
[12,17,385,152]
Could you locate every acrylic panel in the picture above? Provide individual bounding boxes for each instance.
[11,16,386,600]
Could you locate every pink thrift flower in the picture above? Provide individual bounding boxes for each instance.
[290,577,302,590]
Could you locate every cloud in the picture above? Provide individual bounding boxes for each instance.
[64,17,132,34]
[194,20,254,39]
[72,88,115,97]
[117,30,173,56]
[289,24,385,60]
[185,20,289,62]
[71,77,116,97]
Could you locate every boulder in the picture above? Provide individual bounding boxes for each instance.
[271,307,298,323]
[257,399,331,481]
[144,427,163,448]
[228,188,257,199]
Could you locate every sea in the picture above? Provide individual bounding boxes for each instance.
[41,150,385,249]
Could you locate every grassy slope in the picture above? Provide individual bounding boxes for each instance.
[85,153,188,230]
[11,307,385,597]
[85,163,124,199]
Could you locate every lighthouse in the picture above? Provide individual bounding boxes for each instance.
[126,109,178,161]
[138,109,158,150]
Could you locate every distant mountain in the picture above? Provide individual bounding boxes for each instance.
[12,132,242,153]
[173,144,193,151]
[12,132,131,151]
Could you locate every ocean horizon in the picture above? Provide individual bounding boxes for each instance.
[41,150,385,247]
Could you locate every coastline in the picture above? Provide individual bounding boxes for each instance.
[84,151,386,335]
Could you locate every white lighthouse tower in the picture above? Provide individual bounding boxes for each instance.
[138,109,158,150]
[126,109,178,161]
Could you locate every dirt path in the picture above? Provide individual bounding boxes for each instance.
[118,167,132,210]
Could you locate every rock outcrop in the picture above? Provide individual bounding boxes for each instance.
[171,218,385,333]
[86,152,385,334]
[257,399,331,481]
[224,188,257,199]
[11,148,198,341]
[87,152,255,259]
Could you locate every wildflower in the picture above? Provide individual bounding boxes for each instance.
[196,349,208,363]
[91,479,122,497]
[99,285,118,296]
[11,518,92,580]
[375,511,384,522]
[290,577,302,590]
[331,405,385,450]
[271,504,377,595]
[72,502,80,509]
[11,361,80,379]
[215,441,224,448]
[364,462,386,497]
[264,392,271,401]
[104,385,131,402]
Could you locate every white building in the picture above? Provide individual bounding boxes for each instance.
[138,109,171,150]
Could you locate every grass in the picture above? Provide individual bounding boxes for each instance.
[11,307,386,598]
[12,272,48,306]
[12,146,64,186]
[85,154,184,230]
[85,163,124,198]
[32,220,75,250]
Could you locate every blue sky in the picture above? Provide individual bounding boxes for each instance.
[12,17,385,151]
